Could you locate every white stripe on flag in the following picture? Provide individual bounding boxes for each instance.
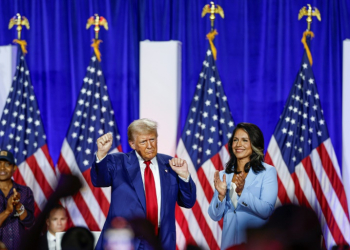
[175,221,187,250]
[34,148,57,190]
[218,146,230,170]
[64,196,88,228]
[18,160,47,211]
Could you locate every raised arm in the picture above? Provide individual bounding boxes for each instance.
[91,133,114,187]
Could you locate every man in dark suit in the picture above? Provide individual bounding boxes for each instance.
[39,204,68,250]
[91,118,196,250]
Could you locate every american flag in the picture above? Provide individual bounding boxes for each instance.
[265,37,350,249]
[0,46,57,216]
[56,53,122,231]
[175,47,235,250]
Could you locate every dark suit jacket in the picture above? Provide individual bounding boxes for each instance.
[38,234,49,250]
[91,151,196,250]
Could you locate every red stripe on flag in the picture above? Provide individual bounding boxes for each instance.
[197,167,214,203]
[211,153,224,171]
[316,144,350,220]
[191,201,220,250]
[302,156,347,244]
[175,205,196,246]
[13,170,26,186]
[57,155,71,174]
[33,202,40,217]
[81,168,110,217]
[57,155,101,231]
[26,154,54,198]
[291,173,311,208]
[265,152,292,204]
[73,191,101,231]
[41,144,55,170]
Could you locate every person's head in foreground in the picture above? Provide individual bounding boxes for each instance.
[46,204,68,236]
[245,204,322,250]
[61,226,94,250]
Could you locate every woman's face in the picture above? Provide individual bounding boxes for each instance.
[232,128,253,162]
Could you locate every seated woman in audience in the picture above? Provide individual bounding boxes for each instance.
[208,123,278,250]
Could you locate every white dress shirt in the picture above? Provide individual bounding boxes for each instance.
[229,182,238,208]
[47,231,56,250]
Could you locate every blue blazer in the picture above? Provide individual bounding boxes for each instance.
[208,163,278,250]
[91,151,196,250]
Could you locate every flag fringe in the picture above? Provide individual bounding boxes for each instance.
[91,39,102,62]
[206,30,218,60]
[13,39,28,54]
[301,31,314,65]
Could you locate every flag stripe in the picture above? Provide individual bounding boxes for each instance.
[175,205,197,246]
[35,146,57,190]
[294,162,336,249]
[18,159,47,211]
[26,153,54,198]
[57,153,101,230]
[267,137,296,203]
[81,168,110,217]
[316,142,349,219]
[265,152,292,204]
[301,156,347,244]
[291,173,310,207]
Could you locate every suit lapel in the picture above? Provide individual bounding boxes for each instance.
[244,167,258,188]
[157,154,171,224]
[126,151,146,212]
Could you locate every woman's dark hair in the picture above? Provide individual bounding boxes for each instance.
[225,123,265,174]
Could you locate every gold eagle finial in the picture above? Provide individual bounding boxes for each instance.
[8,13,30,40]
[86,14,108,40]
[202,2,224,31]
[298,4,321,31]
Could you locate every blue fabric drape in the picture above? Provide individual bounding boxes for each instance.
[1,0,349,169]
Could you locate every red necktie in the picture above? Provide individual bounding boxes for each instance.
[144,160,158,235]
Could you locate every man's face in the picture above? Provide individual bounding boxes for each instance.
[129,132,158,161]
[46,208,68,235]
[0,160,17,182]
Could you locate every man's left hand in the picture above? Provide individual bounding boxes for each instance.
[169,158,189,179]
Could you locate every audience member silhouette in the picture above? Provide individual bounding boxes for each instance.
[61,226,94,250]
[243,204,322,250]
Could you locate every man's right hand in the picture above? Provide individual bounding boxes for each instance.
[96,132,113,160]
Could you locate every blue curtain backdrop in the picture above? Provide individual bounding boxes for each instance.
[0,0,349,169]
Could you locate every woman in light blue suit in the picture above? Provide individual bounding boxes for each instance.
[208,123,278,250]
